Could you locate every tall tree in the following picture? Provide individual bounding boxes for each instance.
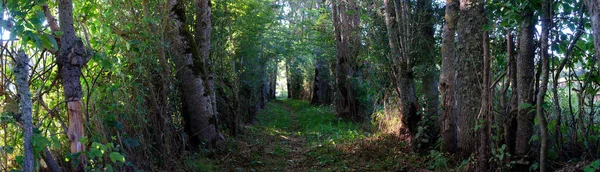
[515,5,536,164]
[384,0,420,140]
[478,31,492,171]
[537,0,552,171]
[455,0,485,157]
[58,0,89,169]
[439,0,459,153]
[504,31,518,156]
[171,0,224,148]
[332,0,360,121]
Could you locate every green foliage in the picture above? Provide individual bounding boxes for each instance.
[81,140,128,171]
[585,159,600,172]
[426,150,449,170]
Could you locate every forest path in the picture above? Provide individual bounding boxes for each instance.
[210,99,422,171]
[279,100,309,170]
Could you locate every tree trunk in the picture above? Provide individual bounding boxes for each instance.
[585,0,600,70]
[58,0,89,169]
[515,8,536,164]
[455,0,484,157]
[416,0,439,121]
[333,0,360,121]
[439,0,458,153]
[505,32,518,156]
[15,51,33,172]
[311,57,332,105]
[477,31,492,172]
[286,58,303,100]
[171,0,224,148]
[537,0,552,171]
[383,0,420,140]
[268,62,277,100]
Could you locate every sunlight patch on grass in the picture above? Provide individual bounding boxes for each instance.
[282,100,368,146]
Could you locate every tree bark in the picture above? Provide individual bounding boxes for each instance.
[332,0,360,121]
[505,32,518,156]
[455,0,485,157]
[15,50,33,172]
[585,0,600,70]
[171,0,224,148]
[439,0,458,153]
[537,0,552,171]
[477,31,492,172]
[58,0,89,169]
[515,7,536,163]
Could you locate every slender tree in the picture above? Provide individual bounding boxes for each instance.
[58,0,89,169]
[478,31,492,171]
[536,0,552,171]
[15,51,33,172]
[504,32,518,156]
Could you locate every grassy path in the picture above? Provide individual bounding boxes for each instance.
[193,100,435,171]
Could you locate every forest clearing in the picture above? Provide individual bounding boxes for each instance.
[1,0,600,171]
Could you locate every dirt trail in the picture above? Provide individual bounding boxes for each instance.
[214,100,422,171]
[217,101,311,171]
[279,103,308,171]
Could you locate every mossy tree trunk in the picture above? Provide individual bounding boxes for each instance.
[439,0,459,153]
[171,0,224,148]
[455,0,484,157]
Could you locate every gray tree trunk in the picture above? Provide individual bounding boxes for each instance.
[171,0,224,148]
[15,51,33,172]
[439,0,458,153]
[455,0,484,157]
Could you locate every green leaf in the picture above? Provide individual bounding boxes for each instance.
[109,152,125,163]
[46,34,58,51]
[78,137,88,144]
[105,164,114,172]
[16,155,23,165]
